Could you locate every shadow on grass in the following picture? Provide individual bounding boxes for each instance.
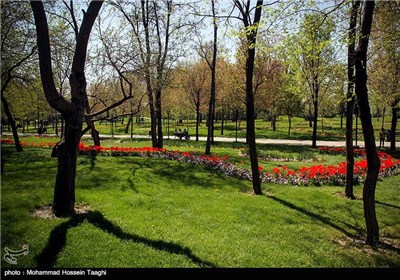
[90,155,96,170]
[266,195,361,238]
[152,160,251,192]
[376,200,400,210]
[36,210,216,268]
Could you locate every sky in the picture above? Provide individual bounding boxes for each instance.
[51,0,348,83]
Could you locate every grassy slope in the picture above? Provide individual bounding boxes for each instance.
[1,146,399,268]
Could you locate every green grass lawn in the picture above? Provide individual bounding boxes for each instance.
[1,143,400,268]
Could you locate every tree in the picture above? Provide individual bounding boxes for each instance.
[112,0,193,149]
[179,61,209,141]
[1,1,37,152]
[345,0,361,199]
[277,65,304,137]
[3,77,53,133]
[31,0,103,217]
[369,1,400,151]
[354,0,379,246]
[298,13,335,148]
[237,36,285,132]
[255,51,287,132]
[200,0,218,155]
[47,2,75,138]
[88,11,147,140]
[233,0,264,195]
[223,60,246,136]
[86,75,145,132]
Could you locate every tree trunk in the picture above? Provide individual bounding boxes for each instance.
[140,0,157,148]
[125,117,132,134]
[308,105,313,128]
[340,115,343,129]
[389,107,397,151]
[312,99,318,148]
[345,100,355,199]
[1,74,23,152]
[130,115,134,138]
[235,109,239,142]
[53,112,83,217]
[221,107,225,136]
[156,89,163,148]
[89,123,100,146]
[288,116,291,137]
[205,0,217,155]
[322,116,324,132]
[345,0,360,200]
[271,115,276,131]
[235,0,263,195]
[149,98,157,147]
[84,115,100,146]
[1,95,23,152]
[31,0,103,217]
[195,106,200,142]
[354,0,379,246]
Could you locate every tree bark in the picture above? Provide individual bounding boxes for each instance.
[340,115,343,129]
[308,105,313,128]
[235,0,263,195]
[312,101,318,148]
[31,0,103,217]
[125,117,132,134]
[354,0,379,246]
[1,28,36,151]
[140,0,157,148]
[1,94,23,151]
[221,107,225,136]
[390,107,397,151]
[84,115,100,146]
[156,89,163,148]
[195,105,200,142]
[205,0,217,155]
[271,115,276,131]
[345,0,360,199]
[311,74,319,148]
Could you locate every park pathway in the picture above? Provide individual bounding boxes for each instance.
[4,132,399,148]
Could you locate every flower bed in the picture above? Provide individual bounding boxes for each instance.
[261,147,400,186]
[239,149,319,162]
[2,139,400,186]
[76,144,400,186]
[1,139,55,148]
[78,143,253,181]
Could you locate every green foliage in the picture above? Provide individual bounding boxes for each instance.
[369,1,400,110]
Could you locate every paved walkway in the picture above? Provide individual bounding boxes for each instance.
[3,132,399,148]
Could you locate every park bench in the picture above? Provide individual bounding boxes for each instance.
[385,130,400,141]
[37,126,47,137]
[174,130,190,140]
